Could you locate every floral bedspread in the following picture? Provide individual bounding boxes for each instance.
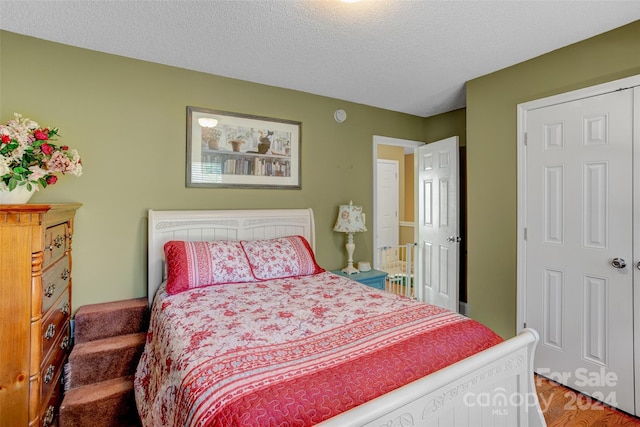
[134,271,502,427]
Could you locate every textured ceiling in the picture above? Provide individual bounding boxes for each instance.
[1,1,639,117]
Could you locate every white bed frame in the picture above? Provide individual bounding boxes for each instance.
[147,208,546,427]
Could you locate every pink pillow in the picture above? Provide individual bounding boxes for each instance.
[241,235,324,280]
[164,240,255,294]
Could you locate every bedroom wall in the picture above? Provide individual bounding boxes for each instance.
[0,30,425,311]
[466,20,640,338]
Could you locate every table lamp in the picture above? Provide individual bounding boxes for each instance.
[333,200,367,274]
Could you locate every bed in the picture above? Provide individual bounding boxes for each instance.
[135,208,546,426]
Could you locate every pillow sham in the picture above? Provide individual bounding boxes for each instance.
[241,235,324,280]
[164,240,255,294]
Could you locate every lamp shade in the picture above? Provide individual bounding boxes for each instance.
[333,201,367,233]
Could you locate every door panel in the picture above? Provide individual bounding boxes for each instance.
[416,137,459,311]
[376,160,399,253]
[525,88,634,412]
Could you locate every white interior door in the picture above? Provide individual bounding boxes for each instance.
[416,136,459,312]
[524,88,635,412]
[376,160,399,255]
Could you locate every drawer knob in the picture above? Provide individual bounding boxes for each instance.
[43,364,55,384]
[61,268,70,281]
[45,324,56,340]
[61,335,70,350]
[43,405,55,427]
[44,284,56,298]
[54,235,65,248]
[61,302,70,315]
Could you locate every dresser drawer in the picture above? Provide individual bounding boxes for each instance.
[41,255,70,313]
[41,292,71,364]
[39,366,64,427]
[39,341,67,407]
[43,223,68,269]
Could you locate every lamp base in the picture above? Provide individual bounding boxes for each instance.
[341,265,360,275]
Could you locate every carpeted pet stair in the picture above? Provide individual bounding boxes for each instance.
[59,297,149,427]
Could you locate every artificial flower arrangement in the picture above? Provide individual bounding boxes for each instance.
[0,113,82,192]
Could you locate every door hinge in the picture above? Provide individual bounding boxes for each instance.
[524,228,527,241]
[524,132,528,146]
[523,322,527,329]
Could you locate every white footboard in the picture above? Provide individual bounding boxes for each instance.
[319,328,546,427]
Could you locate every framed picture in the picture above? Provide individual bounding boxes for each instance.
[186,106,301,189]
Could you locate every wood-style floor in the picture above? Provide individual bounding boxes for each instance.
[536,375,640,426]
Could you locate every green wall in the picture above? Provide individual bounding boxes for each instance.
[466,20,640,338]
[425,108,466,147]
[0,31,425,311]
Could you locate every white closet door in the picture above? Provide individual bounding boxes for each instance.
[525,88,634,412]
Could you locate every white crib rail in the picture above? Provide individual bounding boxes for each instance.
[377,243,416,298]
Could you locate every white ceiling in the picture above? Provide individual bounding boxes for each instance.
[1,1,639,117]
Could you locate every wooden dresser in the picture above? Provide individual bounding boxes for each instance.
[0,203,81,427]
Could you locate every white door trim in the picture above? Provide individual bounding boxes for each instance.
[633,85,640,415]
[516,73,640,332]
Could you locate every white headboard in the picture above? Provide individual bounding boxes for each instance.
[147,208,316,305]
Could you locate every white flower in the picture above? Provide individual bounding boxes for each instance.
[28,166,47,182]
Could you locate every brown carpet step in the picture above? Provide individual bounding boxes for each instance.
[59,375,141,427]
[74,297,149,344]
[66,332,147,389]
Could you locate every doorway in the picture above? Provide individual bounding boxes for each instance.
[372,136,422,274]
[373,135,466,310]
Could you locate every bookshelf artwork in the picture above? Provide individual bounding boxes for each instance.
[186,106,301,189]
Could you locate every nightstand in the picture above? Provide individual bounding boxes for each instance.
[330,268,388,290]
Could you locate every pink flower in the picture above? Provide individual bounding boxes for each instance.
[34,129,49,140]
[41,143,53,155]
[1,113,82,191]
[46,175,57,185]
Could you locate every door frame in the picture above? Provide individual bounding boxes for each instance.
[516,73,640,333]
[372,135,423,262]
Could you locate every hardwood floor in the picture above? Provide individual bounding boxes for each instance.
[536,375,640,426]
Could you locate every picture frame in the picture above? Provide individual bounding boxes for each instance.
[186,106,301,189]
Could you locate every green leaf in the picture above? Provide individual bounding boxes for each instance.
[8,178,17,191]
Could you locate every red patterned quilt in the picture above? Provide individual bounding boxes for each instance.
[134,271,502,426]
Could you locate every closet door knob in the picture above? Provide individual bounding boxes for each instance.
[611,258,626,269]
